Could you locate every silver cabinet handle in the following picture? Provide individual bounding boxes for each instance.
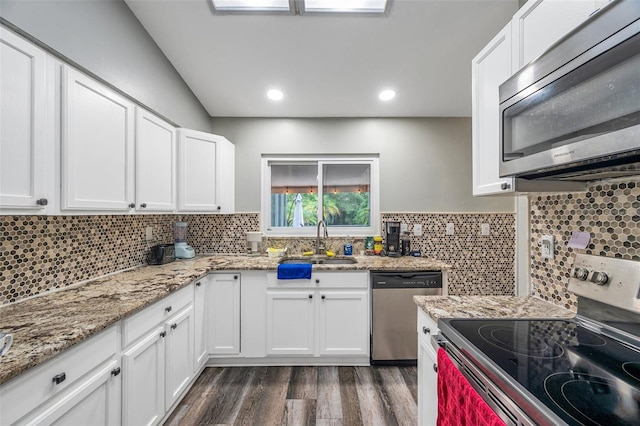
[321,295,326,300]
[196,281,201,287]
[234,275,238,280]
[111,367,121,377]
[160,331,166,338]
[165,306,172,313]
[140,203,147,208]
[36,198,48,206]
[315,279,320,284]
[500,182,511,191]
[422,327,430,335]
[53,372,66,385]
[433,364,438,373]
[128,203,135,208]
[308,294,313,299]
[171,323,178,330]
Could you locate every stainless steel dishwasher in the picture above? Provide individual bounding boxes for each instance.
[371,271,442,365]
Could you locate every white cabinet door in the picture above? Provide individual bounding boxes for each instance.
[61,65,135,211]
[318,291,368,356]
[165,305,194,409]
[22,359,121,426]
[472,23,515,196]
[512,0,598,70]
[266,291,315,355]
[193,278,208,370]
[122,327,165,426]
[177,129,219,212]
[135,108,176,212]
[206,273,241,355]
[0,28,49,211]
[240,271,268,358]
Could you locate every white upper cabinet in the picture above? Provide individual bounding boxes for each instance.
[61,65,135,211]
[472,23,515,196]
[135,108,176,212]
[0,28,50,211]
[512,0,601,70]
[177,128,235,213]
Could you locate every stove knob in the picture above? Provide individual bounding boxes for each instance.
[573,267,589,281]
[590,271,609,286]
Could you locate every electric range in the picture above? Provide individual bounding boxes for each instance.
[437,254,640,426]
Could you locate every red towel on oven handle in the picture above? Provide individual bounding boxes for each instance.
[437,348,506,426]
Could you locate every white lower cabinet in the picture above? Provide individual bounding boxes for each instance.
[121,284,194,426]
[417,309,439,426]
[0,326,120,426]
[318,291,368,356]
[206,273,241,355]
[266,291,316,355]
[193,278,208,370]
[122,327,165,426]
[265,271,369,358]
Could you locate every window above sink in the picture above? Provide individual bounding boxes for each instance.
[261,155,380,237]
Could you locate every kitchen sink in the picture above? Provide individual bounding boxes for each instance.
[278,256,357,265]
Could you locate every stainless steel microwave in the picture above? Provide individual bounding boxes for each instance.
[499,0,640,181]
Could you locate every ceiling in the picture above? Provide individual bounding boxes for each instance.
[124,0,519,118]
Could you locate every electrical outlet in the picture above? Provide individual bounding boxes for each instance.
[446,223,455,235]
[413,224,423,236]
[400,223,408,233]
[540,235,555,259]
[145,226,153,241]
[481,223,490,236]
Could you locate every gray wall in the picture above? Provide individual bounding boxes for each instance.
[211,117,515,213]
[0,0,211,132]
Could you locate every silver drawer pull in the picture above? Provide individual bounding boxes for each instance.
[422,326,430,335]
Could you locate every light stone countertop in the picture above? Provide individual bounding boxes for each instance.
[0,254,450,385]
[414,295,575,322]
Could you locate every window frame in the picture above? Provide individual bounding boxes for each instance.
[261,155,380,236]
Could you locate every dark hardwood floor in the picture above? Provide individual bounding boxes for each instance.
[165,366,417,426]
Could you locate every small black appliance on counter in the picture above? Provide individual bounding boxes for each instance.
[147,244,175,265]
[384,221,401,257]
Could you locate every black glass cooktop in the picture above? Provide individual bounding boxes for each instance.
[448,319,640,426]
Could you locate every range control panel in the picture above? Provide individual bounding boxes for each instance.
[569,254,640,313]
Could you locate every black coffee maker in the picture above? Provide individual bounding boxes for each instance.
[385,221,401,257]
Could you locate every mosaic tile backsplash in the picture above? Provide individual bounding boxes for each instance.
[529,177,640,311]
[1,211,514,305]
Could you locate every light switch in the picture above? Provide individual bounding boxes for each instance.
[413,224,422,236]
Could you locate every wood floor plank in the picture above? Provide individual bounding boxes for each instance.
[398,366,418,404]
[376,367,417,425]
[315,420,344,426]
[282,399,317,426]
[287,366,318,400]
[337,367,364,426]
[234,366,292,426]
[197,367,256,425]
[164,367,225,426]
[316,366,342,421]
[355,367,398,426]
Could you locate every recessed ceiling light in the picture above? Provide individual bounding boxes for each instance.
[267,89,284,101]
[379,89,395,101]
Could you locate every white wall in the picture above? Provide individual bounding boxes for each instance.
[211,117,516,213]
[0,0,211,132]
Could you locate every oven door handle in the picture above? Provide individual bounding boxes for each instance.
[431,334,446,353]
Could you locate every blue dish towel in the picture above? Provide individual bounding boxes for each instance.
[277,263,312,280]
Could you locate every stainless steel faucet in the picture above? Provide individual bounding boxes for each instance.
[316,220,328,254]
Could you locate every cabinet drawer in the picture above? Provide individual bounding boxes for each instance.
[122,285,192,347]
[417,308,439,338]
[267,271,368,289]
[0,325,118,426]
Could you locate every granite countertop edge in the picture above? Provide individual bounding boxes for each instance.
[0,254,451,385]
[413,295,575,322]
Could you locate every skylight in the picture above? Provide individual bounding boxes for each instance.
[210,0,388,14]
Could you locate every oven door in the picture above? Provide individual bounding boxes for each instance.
[499,13,640,179]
